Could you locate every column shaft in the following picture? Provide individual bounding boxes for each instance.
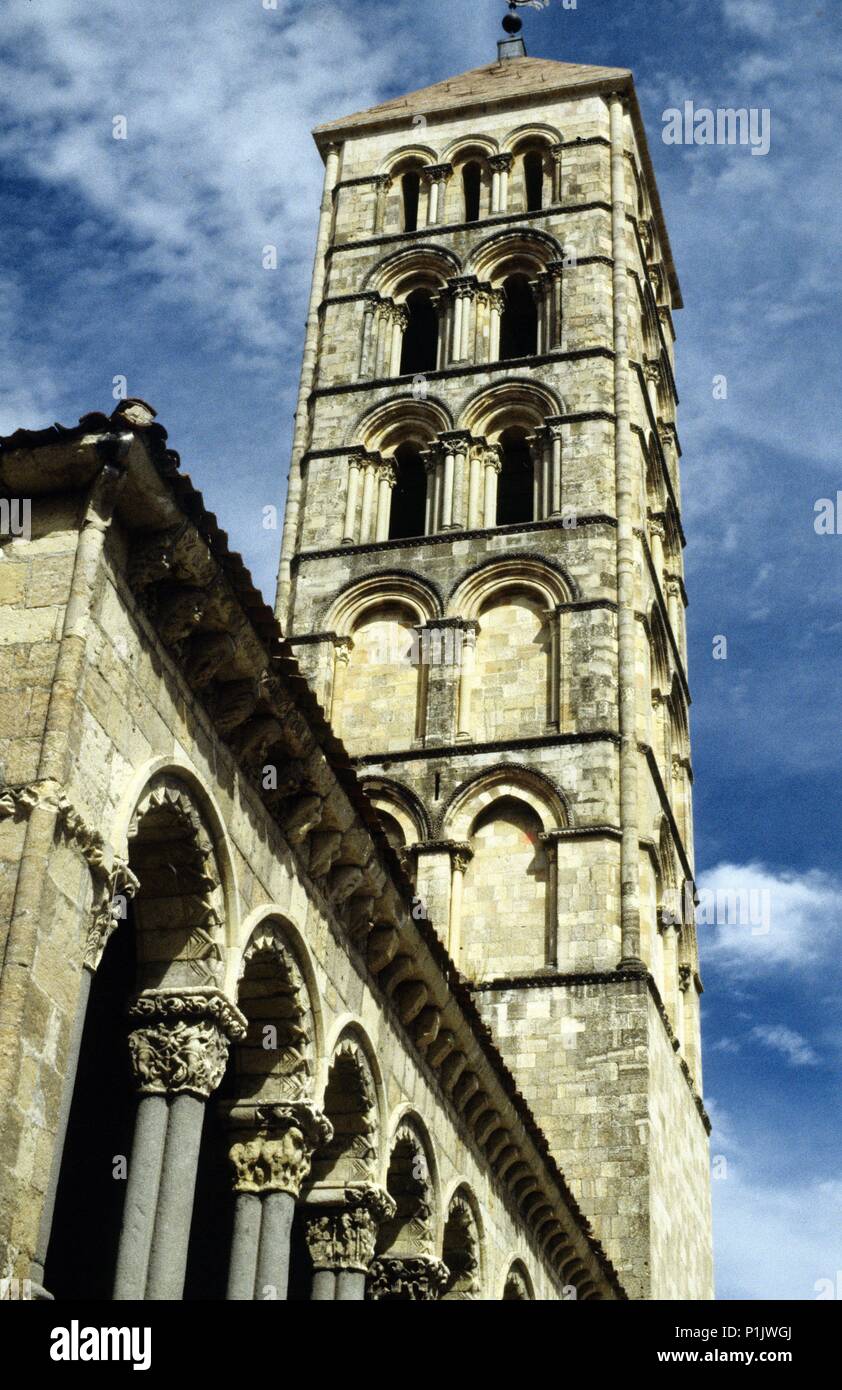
[254,1191,295,1301]
[226,1192,262,1301]
[112,1093,168,1300]
[342,462,361,543]
[144,1092,205,1301]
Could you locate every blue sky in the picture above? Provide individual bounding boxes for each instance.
[2,0,840,1300]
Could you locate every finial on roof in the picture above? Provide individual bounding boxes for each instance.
[499,0,543,60]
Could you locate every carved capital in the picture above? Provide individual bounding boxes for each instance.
[304,1184,396,1273]
[127,988,247,1099]
[678,963,693,993]
[367,1254,449,1301]
[488,153,514,173]
[227,1102,333,1198]
[84,857,140,971]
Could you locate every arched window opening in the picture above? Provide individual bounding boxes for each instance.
[399,288,438,376]
[499,274,538,360]
[524,149,544,211]
[503,1264,532,1300]
[442,1197,481,1299]
[402,170,421,232]
[462,161,481,222]
[497,427,534,525]
[389,442,427,540]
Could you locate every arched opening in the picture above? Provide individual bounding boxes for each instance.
[401,170,421,233]
[376,1126,435,1261]
[44,908,138,1300]
[376,809,407,852]
[496,427,534,525]
[460,797,548,981]
[399,289,438,376]
[462,161,481,222]
[389,442,427,540]
[312,1041,378,1189]
[442,1194,481,1299]
[45,777,227,1301]
[524,149,544,211]
[499,273,538,360]
[503,1262,533,1300]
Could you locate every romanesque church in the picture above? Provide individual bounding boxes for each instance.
[0,34,713,1301]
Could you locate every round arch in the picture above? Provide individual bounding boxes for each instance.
[325,571,441,636]
[349,395,452,452]
[111,756,240,952]
[441,1181,486,1297]
[315,1017,388,1188]
[447,555,572,620]
[364,244,461,300]
[458,378,564,439]
[378,144,438,174]
[467,227,562,283]
[502,122,562,153]
[383,1105,442,1249]
[441,134,499,163]
[501,1257,535,1300]
[229,906,325,1088]
[442,765,569,843]
[360,776,431,845]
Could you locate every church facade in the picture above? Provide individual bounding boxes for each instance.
[0,47,712,1302]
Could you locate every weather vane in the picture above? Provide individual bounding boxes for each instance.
[502,0,549,38]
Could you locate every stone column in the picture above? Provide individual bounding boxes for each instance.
[550,142,564,203]
[374,459,397,543]
[424,163,451,225]
[342,452,365,544]
[372,173,391,234]
[489,290,505,363]
[441,444,456,530]
[455,621,479,740]
[422,449,439,533]
[447,844,473,964]
[367,1255,449,1301]
[546,261,564,349]
[113,988,246,1301]
[329,636,353,725]
[530,278,546,354]
[648,511,666,582]
[666,578,684,660]
[358,293,379,379]
[489,152,513,212]
[547,419,563,516]
[374,303,394,377]
[466,442,484,529]
[645,360,661,417]
[226,1101,332,1301]
[539,832,561,968]
[659,422,680,505]
[482,448,501,527]
[304,1184,396,1301]
[359,454,378,543]
[389,305,409,377]
[528,429,547,521]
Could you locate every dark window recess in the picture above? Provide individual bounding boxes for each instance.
[499,274,538,360]
[44,910,137,1301]
[497,429,534,525]
[524,150,544,211]
[399,289,438,376]
[389,443,427,540]
[402,170,420,232]
[462,162,481,222]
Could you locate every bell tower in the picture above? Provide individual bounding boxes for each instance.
[275,38,714,1300]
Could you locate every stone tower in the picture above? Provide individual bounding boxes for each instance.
[275,43,713,1300]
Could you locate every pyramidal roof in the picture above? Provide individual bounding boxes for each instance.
[313,56,632,143]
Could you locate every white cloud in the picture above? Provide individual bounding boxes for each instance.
[698,861,842,976]
[750,1024,818,1067]
[713,1166,842,1300]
